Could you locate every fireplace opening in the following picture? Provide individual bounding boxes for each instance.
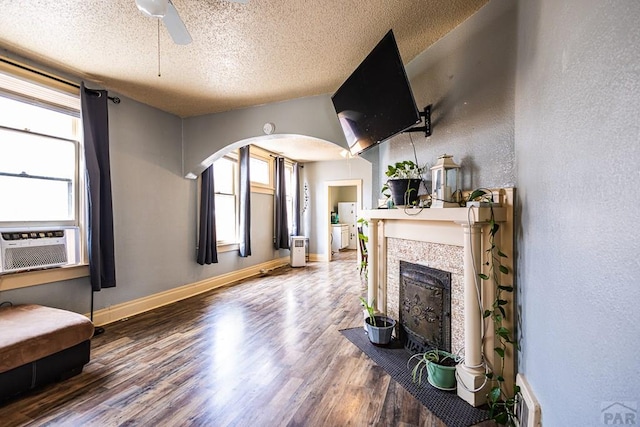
[399,260,451,354]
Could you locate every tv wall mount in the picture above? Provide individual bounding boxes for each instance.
[404,105,432,137]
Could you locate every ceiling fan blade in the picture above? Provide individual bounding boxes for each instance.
[136,0,168,18]
[163,0,192,45]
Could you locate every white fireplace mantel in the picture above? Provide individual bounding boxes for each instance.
[361,205,506,223]
[360,188,515,407]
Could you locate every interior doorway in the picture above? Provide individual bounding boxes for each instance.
[326,179,362,262]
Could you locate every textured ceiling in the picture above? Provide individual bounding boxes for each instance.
[0,0,488,162]
[0,0,487,119]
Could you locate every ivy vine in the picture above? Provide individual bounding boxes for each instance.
[468,189,521,426]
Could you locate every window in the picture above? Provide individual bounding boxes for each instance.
[284,162,294,234]
[250,157,270,186]
[0,67,84,283]
[0,98,78,222]
[208,146,297,249]
[249,147,274,193]
[0,72,81,227]
[213,155,237,244]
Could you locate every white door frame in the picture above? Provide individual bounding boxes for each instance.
[325,179,362,261]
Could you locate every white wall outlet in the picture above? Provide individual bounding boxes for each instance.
[515,373,542,427]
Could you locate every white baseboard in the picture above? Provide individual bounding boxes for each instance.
[90,257,289,326]
[309,253,329,262]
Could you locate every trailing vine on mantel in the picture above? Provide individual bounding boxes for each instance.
[469,189,520,426]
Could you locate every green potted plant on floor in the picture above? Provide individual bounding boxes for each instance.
[408,349,461,391]
[381,160,425,207]
[359,297,396,346]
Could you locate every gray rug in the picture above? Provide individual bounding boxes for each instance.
[340,327,490,427]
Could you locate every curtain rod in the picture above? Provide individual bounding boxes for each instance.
[269,153,303,167]
[0,57,120,104]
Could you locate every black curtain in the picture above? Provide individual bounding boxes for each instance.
[238,146,251,257]
[197,165,218,264]
[81,83,116,292]
[292,162,301,236]
[274,157,289,249]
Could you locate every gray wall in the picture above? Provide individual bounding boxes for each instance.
[515,0,640,424]
[183,95,348,176]
[370,0,517,201]
[0,96,289,314]
[330,186,357,214]
[106,95,194,307]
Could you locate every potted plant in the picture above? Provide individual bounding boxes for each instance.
[359,297,396,346]
[408,349,460,391]
[381,160,425,207]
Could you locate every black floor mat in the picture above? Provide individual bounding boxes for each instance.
[340,327,490,427]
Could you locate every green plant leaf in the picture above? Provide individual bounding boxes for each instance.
[498,285,514,292]
[360,297,377,326]
[468,189,488,201]
[494,347,505,358]
[483,309,492,318]
[499,265,509,275]
[494,412,509,425]
[497,299,508,306]
[489,387,501,403]
[497,250,508,258]
[488,405,496,418]
[478,273,489,280]
[486,372,494,380]
[498,306,506,318]
[497,327,510,339]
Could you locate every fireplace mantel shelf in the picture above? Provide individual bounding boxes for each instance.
[361,206,506,224]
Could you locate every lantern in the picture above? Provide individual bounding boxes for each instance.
[430,154,461,208]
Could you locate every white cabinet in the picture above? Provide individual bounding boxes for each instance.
[341,226,349,249]
[337,202,357,250]
[331,224,349,252]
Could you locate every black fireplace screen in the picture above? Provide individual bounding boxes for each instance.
[399,260,451,354]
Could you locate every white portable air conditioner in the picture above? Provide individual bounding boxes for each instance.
[290,236,306,267]
[0,228,69,273]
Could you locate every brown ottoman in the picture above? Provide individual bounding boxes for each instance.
[0,304,94,401]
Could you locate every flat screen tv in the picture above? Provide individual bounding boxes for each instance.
[331,29,420,156]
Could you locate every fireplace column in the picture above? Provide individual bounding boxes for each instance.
[455,222,489,406]
[367,219,387,313]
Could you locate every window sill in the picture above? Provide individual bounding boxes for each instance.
[217,242,239,253]
[0,264,90,292]
[251,186,274,195]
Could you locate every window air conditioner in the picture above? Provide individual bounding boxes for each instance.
[0,228,70,273]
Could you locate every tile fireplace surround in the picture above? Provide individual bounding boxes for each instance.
[361,188,515,407]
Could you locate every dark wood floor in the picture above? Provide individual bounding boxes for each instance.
[0,253,488,426]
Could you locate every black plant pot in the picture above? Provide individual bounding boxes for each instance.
[387,179,421,206]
